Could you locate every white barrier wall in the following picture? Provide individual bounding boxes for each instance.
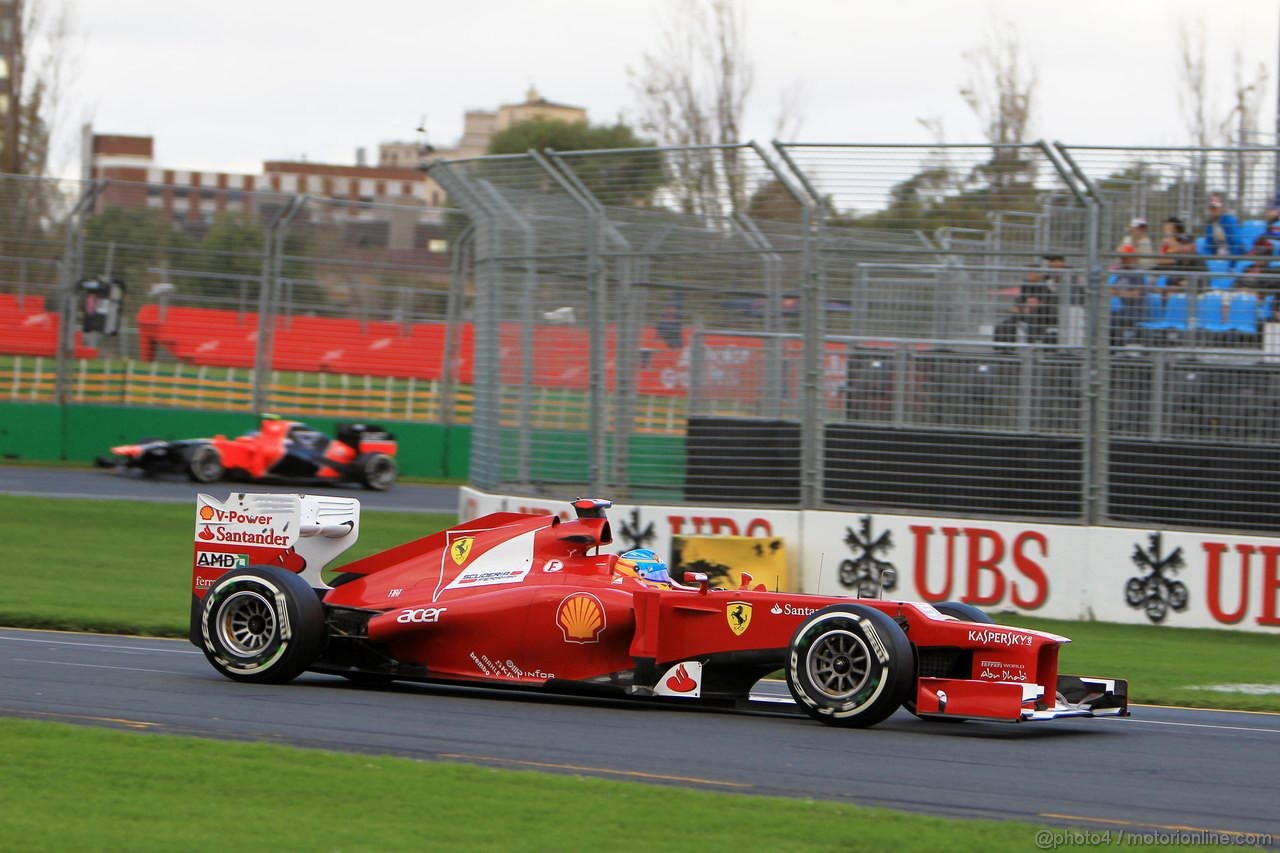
[459,488,1280,633]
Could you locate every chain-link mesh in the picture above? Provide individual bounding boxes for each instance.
[5,140,1280,533]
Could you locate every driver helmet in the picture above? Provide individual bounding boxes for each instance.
[616,549,673,585]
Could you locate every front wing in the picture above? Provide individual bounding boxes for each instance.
[914,673,1129,722]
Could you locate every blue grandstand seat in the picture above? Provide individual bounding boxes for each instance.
[1138,291,1165,330]
[1195,236,1210,255]
[1240,220,1267,248]
[1226,291,1259,334]
[1206,258,1235,289]
[1162,292,1191,330]
[1261,294,1276,323]
[1197,291,1231,332]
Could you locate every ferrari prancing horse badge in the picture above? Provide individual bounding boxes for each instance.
[450,536,474,565]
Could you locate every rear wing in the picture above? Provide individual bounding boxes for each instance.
[193,492,360,593]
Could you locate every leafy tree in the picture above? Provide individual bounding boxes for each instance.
[486,118,666,208]
[80,204,196,292]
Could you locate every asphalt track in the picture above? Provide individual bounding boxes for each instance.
[0,465,461,514]
[1,627,1277,838]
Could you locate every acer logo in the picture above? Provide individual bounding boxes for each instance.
[396,607,447,624]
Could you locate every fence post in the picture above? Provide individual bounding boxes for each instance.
[428,160,504,489]
[770,141,824,508]
[55,180,104,406]
[252,194,304,413]
[472,176,540,486]
[1050,142,1109,525]
[441,222,473,427]
[532,150,610,496]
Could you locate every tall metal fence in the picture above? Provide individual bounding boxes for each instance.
[4,141,1280,533]
[0,174,464,420]
[429,141,1280,534]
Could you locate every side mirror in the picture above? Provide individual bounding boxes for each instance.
[878,568,897,599]
[684,571,709,595]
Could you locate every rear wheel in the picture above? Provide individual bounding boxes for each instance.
[359,453,397,490]
[187,444,225,484]
[785,604,912,728]
[198,566,325,683]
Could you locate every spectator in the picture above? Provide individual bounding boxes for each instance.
[1264,207,1280,240]
[1118,217,1155,269]
[1165,233,1204,290]
[1109,245,1148,345]
[1202,194,1245,257]
[1238,239,1280,299]
[655,294,685,349]
[995,262,1059,345]
[1156,216,1187,263]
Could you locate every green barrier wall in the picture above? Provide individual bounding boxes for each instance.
[0,403,471,480]
[0,404,62,460]
[0,403,695,489]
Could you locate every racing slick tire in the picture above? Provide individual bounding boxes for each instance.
[785,604,913,728]
[186,444,226,484]
[198,566,325,684]
[933,601,995,624]
[357,452,397,491]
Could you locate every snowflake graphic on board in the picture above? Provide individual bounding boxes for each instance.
[1124,532,1188,624]
[617,507,656,552]
[838,515,897,598]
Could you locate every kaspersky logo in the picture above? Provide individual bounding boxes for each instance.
[450,536,474,565]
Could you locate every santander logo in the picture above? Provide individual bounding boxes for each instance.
[665,663,697,693]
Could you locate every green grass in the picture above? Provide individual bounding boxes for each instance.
[996,614,1280,712]
[3,495,453,636]
[0,718,1054,853]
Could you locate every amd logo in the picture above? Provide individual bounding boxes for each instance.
[196,552,247,569]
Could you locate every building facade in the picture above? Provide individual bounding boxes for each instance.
[378,86,587,169]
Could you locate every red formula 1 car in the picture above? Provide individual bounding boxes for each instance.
[188,495,1128,727]
[100,415,398,490]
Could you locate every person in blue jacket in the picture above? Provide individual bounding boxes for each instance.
[1202,194,1244,257]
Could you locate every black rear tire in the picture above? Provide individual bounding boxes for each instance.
[198,566,325,684]
[785,603,913,728]
[358,452,397,490]
[187,444,226,484]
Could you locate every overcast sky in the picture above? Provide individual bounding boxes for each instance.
[46,0,1280,176]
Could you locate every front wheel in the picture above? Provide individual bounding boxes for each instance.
[198,566,325,683]
[785,604,913,728]
[358,453,397,491]
[187,444,226,484]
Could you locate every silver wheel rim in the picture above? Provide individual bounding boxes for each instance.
[194,449,222,480]
[216,590,277,657]
[368,457,394,487]
[806,629,871,701]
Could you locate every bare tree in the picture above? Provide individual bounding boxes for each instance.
[1175,19,1214,148]
[631,0,771,217]
[959,18,1037,191]
[2,0,76,177]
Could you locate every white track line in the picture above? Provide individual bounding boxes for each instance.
[14,658,189,675]
[0,635,198,654]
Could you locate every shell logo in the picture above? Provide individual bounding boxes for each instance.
[199,505,215,521]
[557,593,606,644]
